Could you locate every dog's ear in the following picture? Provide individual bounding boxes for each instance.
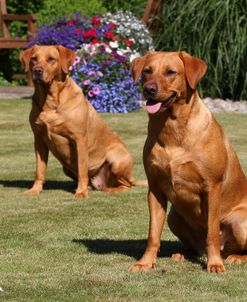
[19,47,34,72]
[130,55,146,84]
[179,51,207,90]
[56,45,76,74]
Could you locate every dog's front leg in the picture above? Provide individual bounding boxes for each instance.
[206,184,225,273]
[129,188,167,272]
[24,136,49,195]
[74,136,88,199]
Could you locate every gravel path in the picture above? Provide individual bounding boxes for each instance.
[0,86,246,113]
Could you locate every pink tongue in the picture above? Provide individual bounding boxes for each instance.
[146,102,162,114]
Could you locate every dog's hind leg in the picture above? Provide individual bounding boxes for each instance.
[167,206,206,260]
[63,166,77,181]
[221,208,247,264]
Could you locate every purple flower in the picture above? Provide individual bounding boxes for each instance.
[99,45,105,53]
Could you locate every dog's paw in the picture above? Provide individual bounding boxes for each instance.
[226,254,243,264]
[128,262,155,272]
[207,261,226,273]
[74,190,88,199]
[171,253,185,262]
[23,188,41,196]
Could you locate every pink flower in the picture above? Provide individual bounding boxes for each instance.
[88,90,94,97]
[92,86,100,95]
[83,79,91,86]
[97,71,103,77]
[88,70,95,76]
[73,56,81,66]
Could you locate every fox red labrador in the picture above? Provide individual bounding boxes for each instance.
[19,45,145,199]
[129,51,247,272]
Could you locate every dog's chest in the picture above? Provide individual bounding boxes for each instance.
[146,143,203,212]
[33,111,74,163]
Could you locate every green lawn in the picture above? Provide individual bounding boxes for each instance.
[0,99,247,302]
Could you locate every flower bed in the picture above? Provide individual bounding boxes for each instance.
[31,12,153,113]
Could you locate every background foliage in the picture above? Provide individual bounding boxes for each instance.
[153,0,247,100]
[1,0,247,102]
[36,0,106,25]
[0,0,42,83]
[102,0,146,18]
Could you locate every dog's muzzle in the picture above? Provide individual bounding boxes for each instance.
[32,67,44,81]
[145,92,178,115]
[143,82,158,100]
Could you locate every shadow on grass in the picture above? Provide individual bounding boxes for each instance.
[72,238,205,268]
[0,179,76,193]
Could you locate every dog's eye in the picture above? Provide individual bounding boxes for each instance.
[47,57,56,63]
[143,68,152,74]
[165,70,177,76]
[31,56,37,63]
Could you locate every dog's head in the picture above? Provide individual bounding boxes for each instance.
[130,51,207,115]
[19,45,76,84]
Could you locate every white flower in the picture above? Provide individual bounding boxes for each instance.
[105,46,112,54]
[109,41,119,49]
[102,10,154,55]
[129,52,140,62]
[117,50,124,56]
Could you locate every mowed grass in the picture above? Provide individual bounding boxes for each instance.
[0,99,247,302]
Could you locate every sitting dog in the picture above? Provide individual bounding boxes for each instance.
[129,51,247,272]
[19,45,145,198]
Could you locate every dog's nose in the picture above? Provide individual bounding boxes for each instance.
[33,67,43,78]
[143,83,158,98]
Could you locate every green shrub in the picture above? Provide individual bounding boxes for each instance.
[37,0,106,26]
[153,0,247,100]
[102,0,146,18]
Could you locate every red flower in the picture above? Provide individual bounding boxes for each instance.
[92,16,101,26]
[67,19,76,25]
[109,22,115,29]
[92,39,100,44]
[83,28,97,39]
[83,31,90,38]
[125,39,133,46]
[112,36,120,42]
[74,28,82,35]
[105,31,114,39]
[90,28,97,37]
